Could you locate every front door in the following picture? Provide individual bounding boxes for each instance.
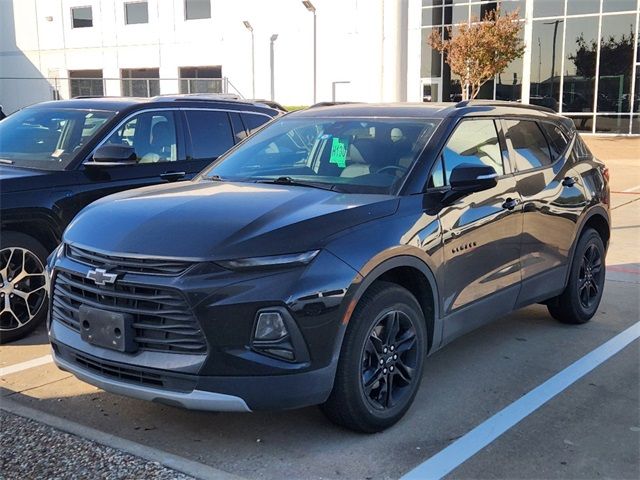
[429,118,523,341]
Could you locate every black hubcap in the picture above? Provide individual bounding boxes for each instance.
[361,310,419,410]
[578,243,602,309]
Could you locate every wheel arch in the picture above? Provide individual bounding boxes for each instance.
[1,215,61,254]
[564,206,610,286]
[339,255,441,354]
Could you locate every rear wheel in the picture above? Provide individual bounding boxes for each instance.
[547,228,605,324]
[321,282,427,433]
[0,232,49,343]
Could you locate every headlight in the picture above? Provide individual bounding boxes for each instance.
[216,250,320,270]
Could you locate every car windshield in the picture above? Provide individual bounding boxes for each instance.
[201,116,441,194]
[0,107,114,170]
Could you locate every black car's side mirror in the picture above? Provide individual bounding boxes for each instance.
[441,163,498,205]
[86,145,137,167]
[450,163,498,194]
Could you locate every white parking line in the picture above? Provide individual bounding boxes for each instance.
[622,184,640,193]
[0,354,52,377]
[401,321,640,480]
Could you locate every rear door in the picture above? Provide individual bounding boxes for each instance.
[432,118,523,341]
[502,118,586,306]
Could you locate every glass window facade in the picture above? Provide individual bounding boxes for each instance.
[420,0,640,134]
[71,6,93,28]
[125,2,149,25]
[121,68,160,97]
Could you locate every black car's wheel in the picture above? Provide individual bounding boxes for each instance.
[321,281,426,433]
[0,232,49,344]
[547,228,605,324]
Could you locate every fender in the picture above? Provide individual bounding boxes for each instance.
[329,253,442,370]
[0,208,63,252]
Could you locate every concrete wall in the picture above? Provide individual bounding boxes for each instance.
[0,0,422,112]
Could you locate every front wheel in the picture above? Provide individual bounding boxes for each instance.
[321,282,427,433]
[0,232,49,343]
[547,228,606,324]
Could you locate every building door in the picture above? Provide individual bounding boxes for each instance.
[421,79,440,102]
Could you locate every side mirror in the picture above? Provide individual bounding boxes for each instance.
[449,163,498,194]
[441,163,498,205]
[86,145,137,167]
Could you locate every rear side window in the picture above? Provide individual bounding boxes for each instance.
[241,113,271,134]
[540,122,569,161]
[184,110,234,160]
[431,119,504,187]
[503,119,552,171]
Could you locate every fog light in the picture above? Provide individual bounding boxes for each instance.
[254,312,288,341]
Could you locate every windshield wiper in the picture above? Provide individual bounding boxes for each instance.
[0,158,14,165]
[255,176,336,191]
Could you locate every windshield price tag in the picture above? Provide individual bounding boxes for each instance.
[329,137,348,168]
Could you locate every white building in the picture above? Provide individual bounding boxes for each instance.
[0,0,421,112]
[1,0,638,134]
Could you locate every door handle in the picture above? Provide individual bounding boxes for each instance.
[160,171,186,182]
[502,198,519,210]
[562,176,577,187]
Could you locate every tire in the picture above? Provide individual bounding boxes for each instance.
[321,281,427,433]
[547,228,605,324]
[0,232,49,343]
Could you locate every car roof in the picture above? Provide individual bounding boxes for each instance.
[26,95,281,116]
[288,100,562,121]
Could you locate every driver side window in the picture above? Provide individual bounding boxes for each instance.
[104,111,178,164]
[429,119,504,187]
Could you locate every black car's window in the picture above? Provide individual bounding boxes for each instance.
[184,110,234,160]
[431,119,504,187]
[229,112,247,142]
[503,119,553,171]
[104,110,178,163]
[202,116,440,194]
[0,108,114,170]
[540,122,569,161]
[241,113,271,134]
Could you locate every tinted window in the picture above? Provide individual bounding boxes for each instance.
[540,122,569,161]
[504,120,552,171]
[437,119,504,185]
[71,6,93,28]
[0,108,114,169]
[104,111,178,163]
[185,110,234,160]
[185,0,210,20]
[241,113,271,134]
[229,113,247,142]
[125,2,148,25]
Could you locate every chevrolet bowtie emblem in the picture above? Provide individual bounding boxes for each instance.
[86,268,118,286]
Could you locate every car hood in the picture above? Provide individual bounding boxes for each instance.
[64,180,399,260]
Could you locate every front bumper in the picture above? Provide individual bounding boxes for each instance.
[52,339,337,410]
[53,348,251,412]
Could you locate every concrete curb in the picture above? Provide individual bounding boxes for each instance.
[0,397,245,480]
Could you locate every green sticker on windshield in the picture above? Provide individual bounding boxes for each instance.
[329,137,348,168]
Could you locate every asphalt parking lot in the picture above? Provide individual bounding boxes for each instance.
[1,137,638,480]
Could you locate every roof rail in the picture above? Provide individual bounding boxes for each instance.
[308,101,360,109]
[455,100,555,114]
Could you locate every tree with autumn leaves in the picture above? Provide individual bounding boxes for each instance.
[429,9,525,101]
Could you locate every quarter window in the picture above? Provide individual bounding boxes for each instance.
[503,119,553,171]
[432,119,504,186]
[184,110,234,160]
[71,6,93,28]
[241,113,271,134]
[104,111,178,163]
[540,122,569,161]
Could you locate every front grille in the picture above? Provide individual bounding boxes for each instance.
[66,244,192,276]
[52,270,207,354]
[74,351,165,388]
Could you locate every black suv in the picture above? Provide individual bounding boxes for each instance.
[48,102,610,432]
[0,96,280,342]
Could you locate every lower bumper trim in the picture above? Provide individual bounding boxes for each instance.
[53,352,251,413]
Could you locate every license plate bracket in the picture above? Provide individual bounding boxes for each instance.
[79,305,137,353]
